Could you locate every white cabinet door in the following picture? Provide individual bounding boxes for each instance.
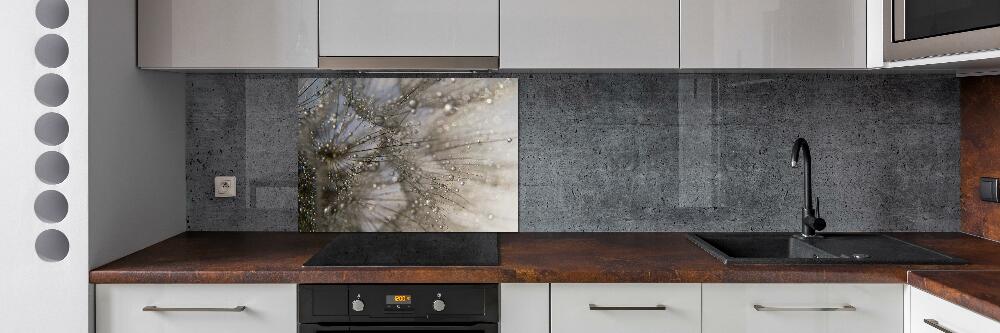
[500,283,548,333]
[96,284,297,333]
[680,0,868,68]
[501,0,680,69]
[551,283,700,333]
[138,0,318,69]
[319,0,499,57]
[702,283,903,333]
[910,287,1000,333]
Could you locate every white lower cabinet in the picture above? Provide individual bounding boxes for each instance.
[95,282,999,333]
[551,283,701,333]
[702,283,904,333]
[96,284,297,333]
[500,283,549,333]
[910,287,1000,333]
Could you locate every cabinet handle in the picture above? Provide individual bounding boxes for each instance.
[589,304,667,311]
[923,319,955,333]
[753,304,856,312]
[142,306,247,312]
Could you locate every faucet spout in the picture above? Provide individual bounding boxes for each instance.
[791,138,825,237]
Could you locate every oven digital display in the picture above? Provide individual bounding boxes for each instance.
[386,295,412,304]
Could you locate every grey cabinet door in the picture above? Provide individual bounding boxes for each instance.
[319,0,499,57]
[681,0,869,69]
[501,0,680,69]
[138,0,318,69]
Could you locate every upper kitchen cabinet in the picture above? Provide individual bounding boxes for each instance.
[681,0,878,69]
[501,0,680,69]
[138,0,319,69]
[318,0,500,70]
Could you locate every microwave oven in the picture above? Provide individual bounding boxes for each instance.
[884,0,1000,62]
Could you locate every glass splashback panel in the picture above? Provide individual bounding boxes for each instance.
[297,78,518,232]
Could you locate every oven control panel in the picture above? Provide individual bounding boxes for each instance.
[385,294,414,312]
[298,284,498,323]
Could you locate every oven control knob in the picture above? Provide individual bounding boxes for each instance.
[351,299,365,312]
[432,299,446,312]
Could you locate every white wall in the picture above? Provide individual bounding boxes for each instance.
[0,0,90,331]
[0,0,184,330]
[88,0,186,269]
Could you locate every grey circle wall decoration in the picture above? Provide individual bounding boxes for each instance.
[35,34,68,68]
[34,190,68,223]
[35,229,69,262]
[35,151,69,184]
[34,73,69,107]
[35,0,69,29]
[35,112,69,146]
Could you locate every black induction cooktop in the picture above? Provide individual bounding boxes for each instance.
[303,233,500,266]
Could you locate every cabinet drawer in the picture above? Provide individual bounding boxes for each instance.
[551,283,700,333]
[96,284,296,333]
[911,287,1000,333]
[703,283,903,333]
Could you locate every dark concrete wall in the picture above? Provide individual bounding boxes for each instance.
[186,73,960,232]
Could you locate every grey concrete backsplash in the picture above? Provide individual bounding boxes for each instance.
[186,73,960,232]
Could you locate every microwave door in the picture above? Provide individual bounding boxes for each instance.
[885,0,1000,61]
[896,0,1000,42]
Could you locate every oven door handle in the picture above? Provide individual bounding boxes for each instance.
[348,323,497,331]
[299,323,498,332]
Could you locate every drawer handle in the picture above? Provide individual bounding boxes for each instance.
[753,304,856,312]
[923,319,955,333]
[142,306,247,312]
[589,304,667,311]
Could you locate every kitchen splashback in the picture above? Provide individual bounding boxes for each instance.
[186,73,960,232]
[297,78,518,232]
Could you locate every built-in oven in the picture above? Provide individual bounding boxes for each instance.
[884,0,1000,62]
[299,284,498,333]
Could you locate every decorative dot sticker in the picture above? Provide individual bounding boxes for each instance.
[34,73,69,107]
[34,190,68,223]
[35,0,69,29]
[35,112,69,146]
[35,34,69,68]
[35,229,69,262]
[35,151,69,184]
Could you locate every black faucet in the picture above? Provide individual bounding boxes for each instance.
[791,138,826,238]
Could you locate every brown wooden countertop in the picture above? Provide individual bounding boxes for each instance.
[91,232,1000,285]
[908,270,1000,322]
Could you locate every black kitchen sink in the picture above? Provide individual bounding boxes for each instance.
[687,233,966,265]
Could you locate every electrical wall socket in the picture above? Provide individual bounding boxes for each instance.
[215,176,236,198]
